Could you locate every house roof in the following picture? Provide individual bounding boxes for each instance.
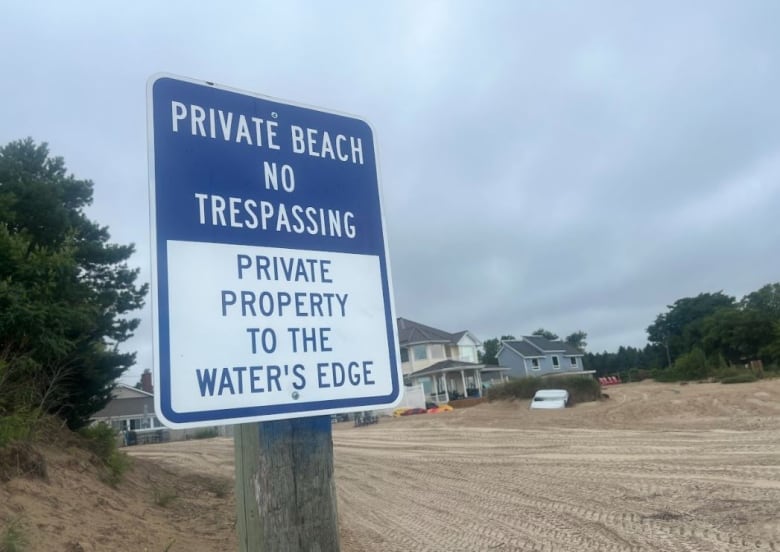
[113,383,153,399]
[396,317,472,346]
[501,340,542,357]
[406,359,502,378]
[93,395,155,419]
[92,384,155,420]
[502,336,583,357]
[450,330,470,342]
[480,365,511,374]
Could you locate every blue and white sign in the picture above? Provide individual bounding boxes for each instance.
[147,74,402,428]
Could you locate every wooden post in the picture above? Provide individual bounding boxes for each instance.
[235,423,261,549]
[234,416,340,552]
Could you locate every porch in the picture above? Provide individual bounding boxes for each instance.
[405,360,510,405]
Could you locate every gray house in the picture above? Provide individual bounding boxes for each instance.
[92,384,162,433]
[497,336,587,378]
[91,382,232,444]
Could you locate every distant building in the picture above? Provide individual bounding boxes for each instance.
[91,384,162,433]
[397,318,508,404]
[498,336,586,378]
[91,383,232,445]
[397,317,481,375]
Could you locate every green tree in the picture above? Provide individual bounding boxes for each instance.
[584,345,651,376]
[760,322,780,364]
[741,283,780,319]
[646,291,736,363]
[701,308,777,364]
[564,330,587,351]
[0,139,147,429]
[479,335,515,365]
[736,283,780,364]
[532,328,559,341]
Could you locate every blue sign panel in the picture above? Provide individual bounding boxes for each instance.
[147,75,401,427]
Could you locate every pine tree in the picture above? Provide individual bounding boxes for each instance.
[0,139,147,429]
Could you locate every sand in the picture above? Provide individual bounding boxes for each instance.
[2,379,780,551]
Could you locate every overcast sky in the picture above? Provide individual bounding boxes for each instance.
[2,1,779,385]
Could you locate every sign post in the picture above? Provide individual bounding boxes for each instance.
[147,74,402,551]
[234,417,339,551]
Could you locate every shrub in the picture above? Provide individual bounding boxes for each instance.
[486,378,540,402]
[0,443,47,482]
[712,365,743,380]
[153,487,178,507]
[78,423,117,462]
[486,375,601,405]
[627,368,652,382]
[562,376,603,404]
[652,349,722,382]
[192,428,218,440]
[204,477,231,498]
[707,353,729,374]
[720,373,758,384]
[78,423,130,487]
[649,368,665,380]
[0,517,29,552]
[652,368,680,382]
[673,348,709,380]
[103,450,131,487]
[0,412,38,448]
[762,363,780,378]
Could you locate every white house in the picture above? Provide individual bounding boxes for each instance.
[397,318,508,404]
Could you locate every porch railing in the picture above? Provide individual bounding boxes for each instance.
[428,391,449,404]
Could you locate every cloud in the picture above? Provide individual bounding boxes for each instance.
[1,1,779,381]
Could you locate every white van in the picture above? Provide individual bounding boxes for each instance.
[530,389,569,410]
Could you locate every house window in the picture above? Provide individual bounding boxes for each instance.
[413,345,427,360]
[460,346,476,362]
[570,357,577,367]
[552,356,560,369]
[531,358,540,370]
[430,344,445,359]
[400,348,409,362]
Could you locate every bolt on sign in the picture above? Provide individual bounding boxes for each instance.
[147,74,402,427]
